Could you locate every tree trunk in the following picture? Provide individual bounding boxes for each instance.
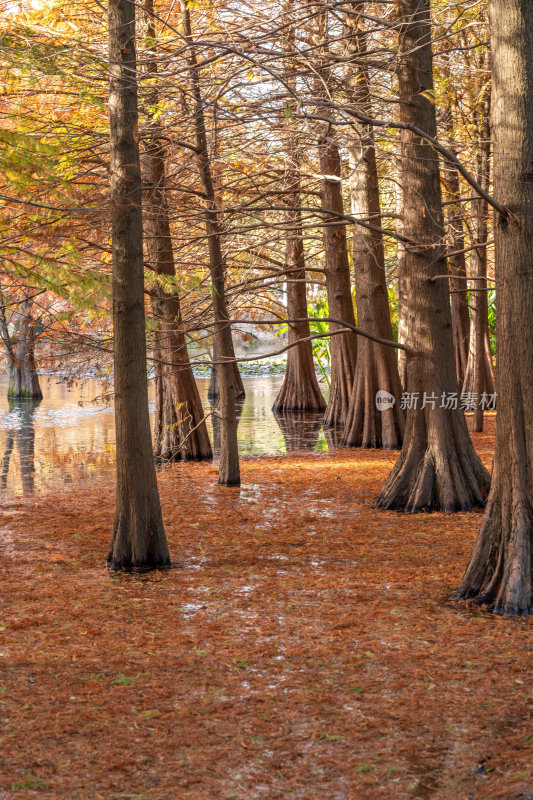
[181,0,240,485]
[273,218,327,412]
[0,299,42,401]
[208,335,245,402]
[150,291,212,462]
[140,0,212,462]
[462,76,496,431]
[273,0,326,413]
[319,140,358,429]
[395,170,408,389]
[107,0,170,571]
[443,162,470,387]
[311,7,357,429]
[457,0,533,614]
[375,0,490,512]
[341,6,404,449]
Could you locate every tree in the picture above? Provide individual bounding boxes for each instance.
[310,6,357,429]
[139,0,212,462]
[106,0,170,571]
[181,0,240,486]
[341,5,404,449]
[272,0,326,414]
[461,60,496,431]
[438,51,470,389]
[375,0,489,512]
[457,0,533,614]
[442,160,470,388]
[0,295,43,400]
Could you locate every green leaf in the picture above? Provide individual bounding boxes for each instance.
[12,775,49,791]
[111,674,134,686]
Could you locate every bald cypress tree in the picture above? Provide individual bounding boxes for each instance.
[457,0,533,614]
[375,0,489,512]
[107,0,170,571]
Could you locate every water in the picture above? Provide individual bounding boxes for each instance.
[0,374,339,496]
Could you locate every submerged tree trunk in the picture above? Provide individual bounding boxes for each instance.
[0,299,42,401]
[375,0,489,512]
[341,6,404,449]
[273,2,325,413]
[140,0,212,462]
[462,76,496,431]
[107,0,170,571]
[457,0,533,614]
[182,0,239,485]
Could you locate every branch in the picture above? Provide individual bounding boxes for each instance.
[188,317,407,359]
[301,108,509,220]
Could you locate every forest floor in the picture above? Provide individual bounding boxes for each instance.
[1,413,532,800]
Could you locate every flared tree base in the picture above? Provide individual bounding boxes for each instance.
[456,480,533,615]
[107,504,171,572]
[107,556,172,573]
[375,411,490,513]
[341,360,404,450]
[153,406,212,463]
[272,374,326,414]
[323,381,351,430]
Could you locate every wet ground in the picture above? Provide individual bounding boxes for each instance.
[2,416,531,800]
[0,375,338,496]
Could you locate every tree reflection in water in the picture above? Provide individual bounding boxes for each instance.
[1,399,40,495]
[273,410,325,453]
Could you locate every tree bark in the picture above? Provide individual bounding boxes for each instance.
[0,299,42,401]
[395,168,408,389]
[375,0,489,512]
[311,7,357,429]
[273,0,326,413]
[181,0,240,485]
[107,0,170,571]
[462,73,496,431]
[457,0,533,614]
[272,217,327,412]
[442,162,470,388]
[139,0,212,462]
[319,139,358,429]
[208,335,245,402]
[341,6,404,449]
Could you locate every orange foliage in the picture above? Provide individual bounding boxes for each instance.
[1,415,532,798]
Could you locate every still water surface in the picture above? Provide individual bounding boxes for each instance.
[0,375,339,496]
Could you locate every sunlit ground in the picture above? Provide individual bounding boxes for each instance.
[2,415,532,800]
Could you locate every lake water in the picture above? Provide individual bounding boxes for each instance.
[0,374,340,496]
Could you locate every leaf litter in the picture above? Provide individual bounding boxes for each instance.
[1,415,532,799]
